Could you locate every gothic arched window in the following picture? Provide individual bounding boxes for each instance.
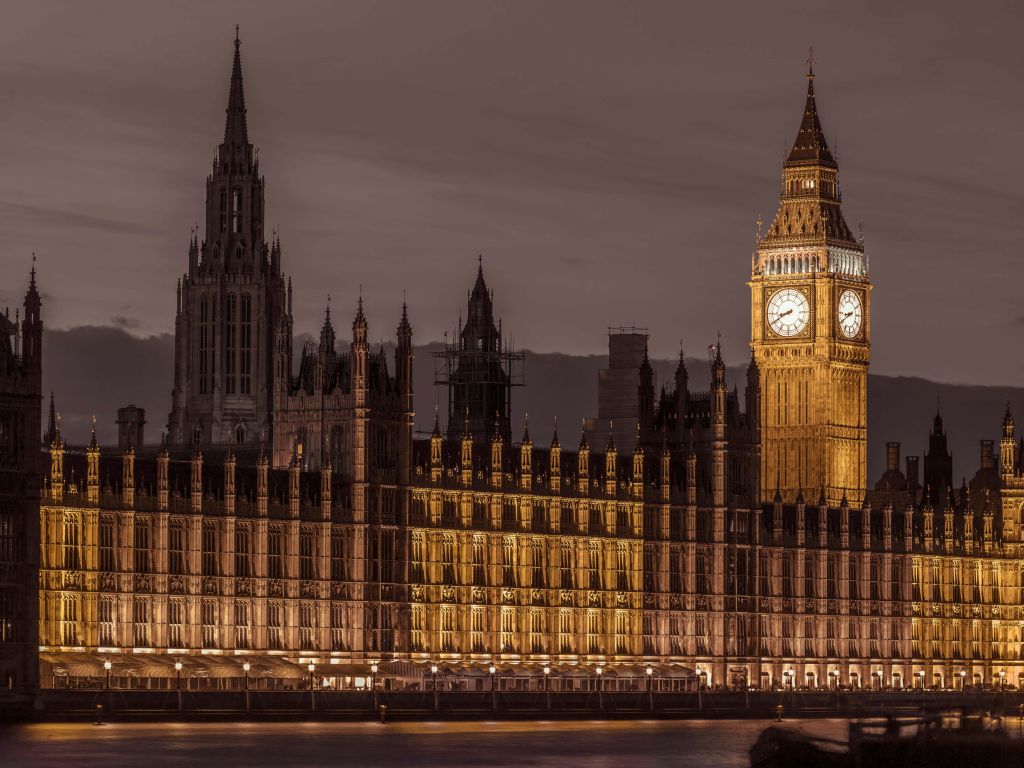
[235,424,246,445]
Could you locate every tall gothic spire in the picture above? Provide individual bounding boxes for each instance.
[786,50,836,168]
[224,27,249,148]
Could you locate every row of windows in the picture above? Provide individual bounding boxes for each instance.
[195,293,253,397]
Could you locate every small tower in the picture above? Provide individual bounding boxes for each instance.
[122,442,135,508]
[519,416,533,491]
[157,434,169,511]
[460,410,473,487]
[430,407,443,483]
[87,417,100,506]
[604,424,617,496]
[577,423,590,496]
[50,412,64,503]
[190,449,203,514]
[631,425,644,500]
[225,440,237,516]
[490,413,504,489]
[549,419,561,494]
[1001,405,1016,480]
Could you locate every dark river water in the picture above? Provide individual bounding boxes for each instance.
[1,718,852,767]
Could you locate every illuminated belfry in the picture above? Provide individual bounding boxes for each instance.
[750,56,871,507]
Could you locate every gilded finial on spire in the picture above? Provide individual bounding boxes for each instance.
[806,46,815,80]
[235,24,240,46]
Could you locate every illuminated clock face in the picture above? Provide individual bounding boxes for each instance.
[767,288,810,337]
[837,289,863,338]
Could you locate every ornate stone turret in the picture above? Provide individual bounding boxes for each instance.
[631,426,644,500]
[490,414,503,490]
[817,492,828,549]
[190,450,203,513]
[122,443,135,508]
[549,419,561,494]
[519,416,532,491]
[288,446,301,519]
[839,494,850,549]
[320,459,332,522]
[256,448,269,517]
[460,410,473,487]
[225,442,237,516]
[1001,405,1016,480]
[577,423,590,496]
[396,300,414,488]
[604,424,617,497]
[430,407,443,483]
[982,491,994,550]
[157,436,169,511]
[87,416,100,506]
[168,31,289,449]
[796,490,806,547]
[659,432,670,504]
[923,496,934,552]
[772,491,783,545]
[49,412,64,503]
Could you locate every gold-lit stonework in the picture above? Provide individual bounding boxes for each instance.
[750,62,870,508]
[30,41,1024,696]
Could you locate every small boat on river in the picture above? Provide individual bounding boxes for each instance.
[750,709,1024,768]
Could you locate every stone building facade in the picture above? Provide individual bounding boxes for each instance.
[32,39,1024,692]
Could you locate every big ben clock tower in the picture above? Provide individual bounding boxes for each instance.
[750,58,870,506]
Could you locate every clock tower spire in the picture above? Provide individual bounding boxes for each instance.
[749,57,871,506]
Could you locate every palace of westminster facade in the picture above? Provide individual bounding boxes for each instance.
[2,36,1024,694]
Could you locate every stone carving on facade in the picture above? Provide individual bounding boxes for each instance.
[411,584,424,602]
[202,577,218,595]
[471,587,486,604]
[442,586,456,603]
[501,588,515,605]
[168,575,184,594]
[559,590,573,607]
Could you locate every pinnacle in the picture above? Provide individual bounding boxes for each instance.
[223,30,249,147]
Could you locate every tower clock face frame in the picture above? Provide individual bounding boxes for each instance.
[837,289,863,339]
[766,288,810,338]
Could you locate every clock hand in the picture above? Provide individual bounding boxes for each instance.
[841,311,853,320]
[777,308,793,318]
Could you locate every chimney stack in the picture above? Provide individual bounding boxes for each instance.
[906,456,920,489]
[886,441,900,473]
[980,440,995,470]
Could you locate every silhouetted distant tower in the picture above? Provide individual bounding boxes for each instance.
[0,264,42,693]
[116,405,146,449]
[435,260,523,445]
[168,31,291,449]
[924,407,953,505]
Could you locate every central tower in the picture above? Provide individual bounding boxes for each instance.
[750,61,871,506]
[168,33,291,448]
